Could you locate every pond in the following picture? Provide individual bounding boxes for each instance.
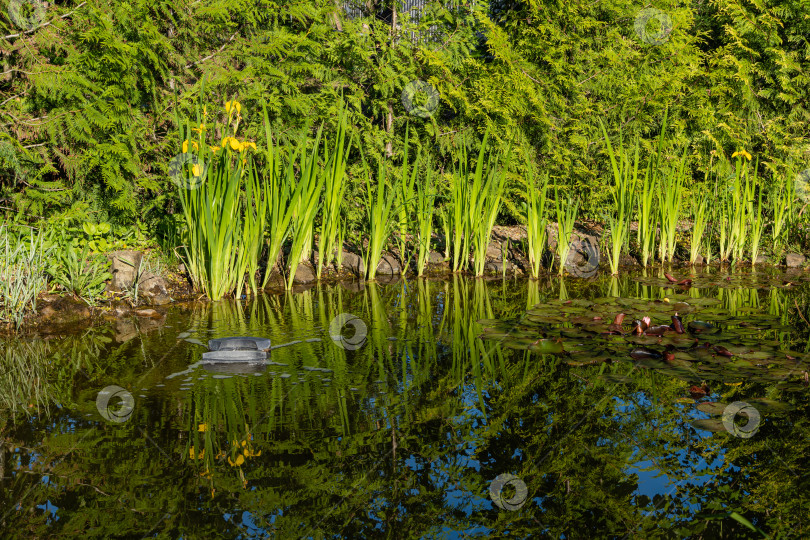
[1,268,808,538]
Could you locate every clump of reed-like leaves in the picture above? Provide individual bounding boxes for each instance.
[446,127,511,276]
[689,192,709,265]
[0,224,51,328]
[554,189,579,277]
[415,155,437,277]
[598,118,638,274]
[658,148,687,263]
[361,150,399,281]
[524,160,549,279]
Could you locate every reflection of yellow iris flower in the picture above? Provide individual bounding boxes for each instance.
[243,448,262,457]
[731,149,752,161]
[228,454,245,467]
[189,447,205,460]
[198,423,207,432]
[724,381,743,386]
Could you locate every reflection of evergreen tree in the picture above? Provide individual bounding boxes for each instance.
[1,278,808,536]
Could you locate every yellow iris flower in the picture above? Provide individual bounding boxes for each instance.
[225,100,242,116]
[221,137,243,151]
[731,149,752,161]
[182,140,199,153]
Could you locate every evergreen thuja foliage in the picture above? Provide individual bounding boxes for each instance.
[0,0,808,229]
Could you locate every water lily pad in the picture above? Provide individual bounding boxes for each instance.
[688,321,718,334]
[725,359,755,369]
[774,381,808,392]
[566,355,610,366]
[659,335,699,348]
[738,351,777,361]
[744,397,795,413]
[688,298,722,306]
[691,418,727,432]
[696,402,726,415]
[526,314,569,324]
[625,335,663,346]
[527,339,566,354]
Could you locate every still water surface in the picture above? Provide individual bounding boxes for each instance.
[1,268,808,538]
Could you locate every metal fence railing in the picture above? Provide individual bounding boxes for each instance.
[341,0,478,45]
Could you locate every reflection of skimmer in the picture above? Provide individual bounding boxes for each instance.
[202,336,271,374]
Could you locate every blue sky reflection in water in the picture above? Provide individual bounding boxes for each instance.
[0,269,808,537]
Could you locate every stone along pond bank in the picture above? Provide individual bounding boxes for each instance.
[12,222,810,336]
